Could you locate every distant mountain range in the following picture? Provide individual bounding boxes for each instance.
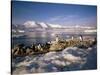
[12,21,96,35]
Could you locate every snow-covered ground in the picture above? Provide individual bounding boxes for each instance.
[12,45,97,74]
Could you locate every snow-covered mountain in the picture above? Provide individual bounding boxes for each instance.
[12,21,96,34]
[23,21,38,28]
[13,21,96,29]
[23,21,63,29]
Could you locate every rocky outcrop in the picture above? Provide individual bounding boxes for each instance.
[12,38,96,58]
[12,43,50,58]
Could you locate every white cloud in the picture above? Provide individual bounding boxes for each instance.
[49,16,62,22]
[49,15,78,22]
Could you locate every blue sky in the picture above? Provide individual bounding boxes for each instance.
[12,1,97,26]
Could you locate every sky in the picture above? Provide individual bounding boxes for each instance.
[12,1,97,27]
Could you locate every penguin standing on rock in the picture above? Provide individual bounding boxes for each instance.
[55,35,59,42]
[71,36,74,40]
[79,35,83,41]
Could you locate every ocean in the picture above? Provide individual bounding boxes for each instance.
[12,31,96,48]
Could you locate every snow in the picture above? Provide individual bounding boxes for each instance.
[12,29,16,33]
[23,21,96,30]
[84,30,97,33]
[12,46,97,74]
[17,30,25,33]
[48,24,62,28]
[39,22,48,28]
[23,21,38,28]
[23,21,63,28]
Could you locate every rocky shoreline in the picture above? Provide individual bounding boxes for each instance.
[12,37,96,58]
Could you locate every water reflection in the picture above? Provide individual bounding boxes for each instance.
[12,31,96,48]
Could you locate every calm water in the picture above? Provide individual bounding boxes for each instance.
[12,32,96,48]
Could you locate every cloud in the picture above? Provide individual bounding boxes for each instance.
[49,15,79,23]
[49,15,96,27]
[49,16,63,22]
